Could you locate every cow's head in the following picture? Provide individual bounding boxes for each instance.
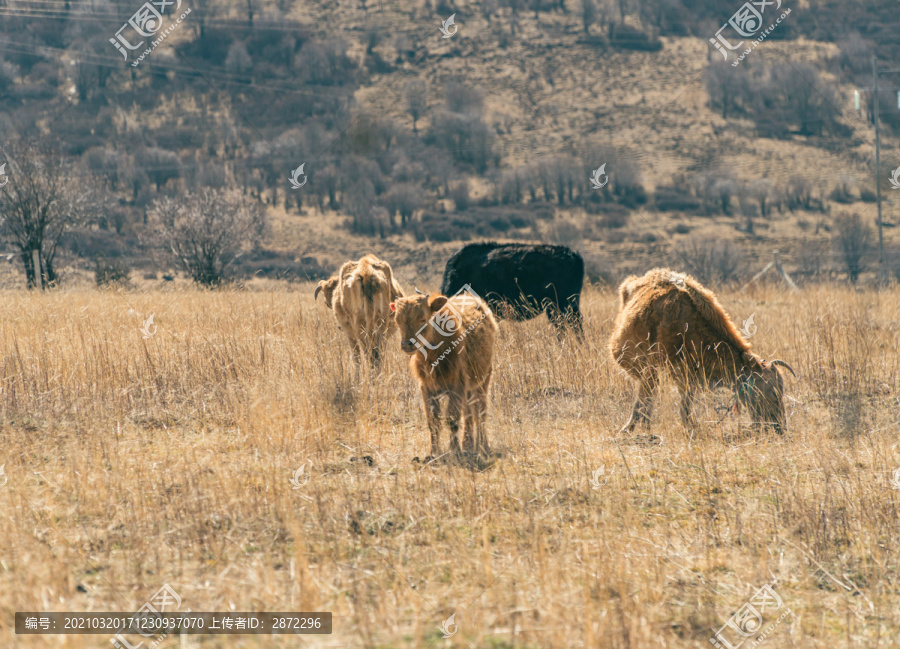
[390,292,448,355]
[737,353,796,434]
[314,277,339,308]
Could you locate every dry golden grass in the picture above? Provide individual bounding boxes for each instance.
[1,283,899,648]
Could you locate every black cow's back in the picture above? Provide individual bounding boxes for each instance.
[440,243,584,326]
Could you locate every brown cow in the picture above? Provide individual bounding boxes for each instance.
[609,268,795,434]
[315,255,404,367]
[390,288,499,459]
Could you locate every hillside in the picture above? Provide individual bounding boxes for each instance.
[0,0,898,288]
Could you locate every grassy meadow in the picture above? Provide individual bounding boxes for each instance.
[1,282,899,648]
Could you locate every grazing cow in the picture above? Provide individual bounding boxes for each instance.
[609,268,795,434]
[315,255,404,366]
[440,242,584,339]
[390,288,499,459]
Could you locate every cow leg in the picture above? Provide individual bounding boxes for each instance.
[422,390,443,457]
[471,378,491,457]
[567,304,585,342]
[545,304,568,341]
[620,371,659,433]
[461,389,476,454]
[446,390,463,455]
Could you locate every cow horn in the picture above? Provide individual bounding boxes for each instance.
[314,284,322,300]
[770,359,796,376]
[415,286,425,295]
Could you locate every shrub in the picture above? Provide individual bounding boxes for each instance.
[833,213,872,283]
[655,186,701,213]
[94,257,131,288]
[674,237,745,285]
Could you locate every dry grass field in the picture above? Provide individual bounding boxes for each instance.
[1,282,899,648]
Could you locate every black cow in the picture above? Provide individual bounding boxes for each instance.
[440,242,584,338]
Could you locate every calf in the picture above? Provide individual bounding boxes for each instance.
[390,288,499,458]
[609,268,795,433]
[315,255,404,367]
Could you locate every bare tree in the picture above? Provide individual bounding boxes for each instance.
[381,182,421,227]
[705,61,749,120]
[405,80,427,133]
[149,188,266,286]
[582,0,597,33]
[833,213,872,283]
[675,238,745,285]
[0,140,96,289]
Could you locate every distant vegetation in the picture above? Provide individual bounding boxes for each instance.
[0,0,898,287]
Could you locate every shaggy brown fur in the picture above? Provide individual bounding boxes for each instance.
[315,255,404,367]
[390,291,499,458]
[609,268,795,433]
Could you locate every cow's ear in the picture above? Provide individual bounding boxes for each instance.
[389,302,396,313]
[428,294,448,312]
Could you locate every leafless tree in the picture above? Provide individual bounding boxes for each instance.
[582,0,597,33]
[381,182,420,227]
[149,188,266,286]
[675,237,745,285]
[0,140,96,289]
[833,213,872,283]
[405,80,427,133]
[706,61,749,119]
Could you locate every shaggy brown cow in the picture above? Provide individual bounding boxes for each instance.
[315,255,404,366]
[609,268,795,434]
[390,288,499,458]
